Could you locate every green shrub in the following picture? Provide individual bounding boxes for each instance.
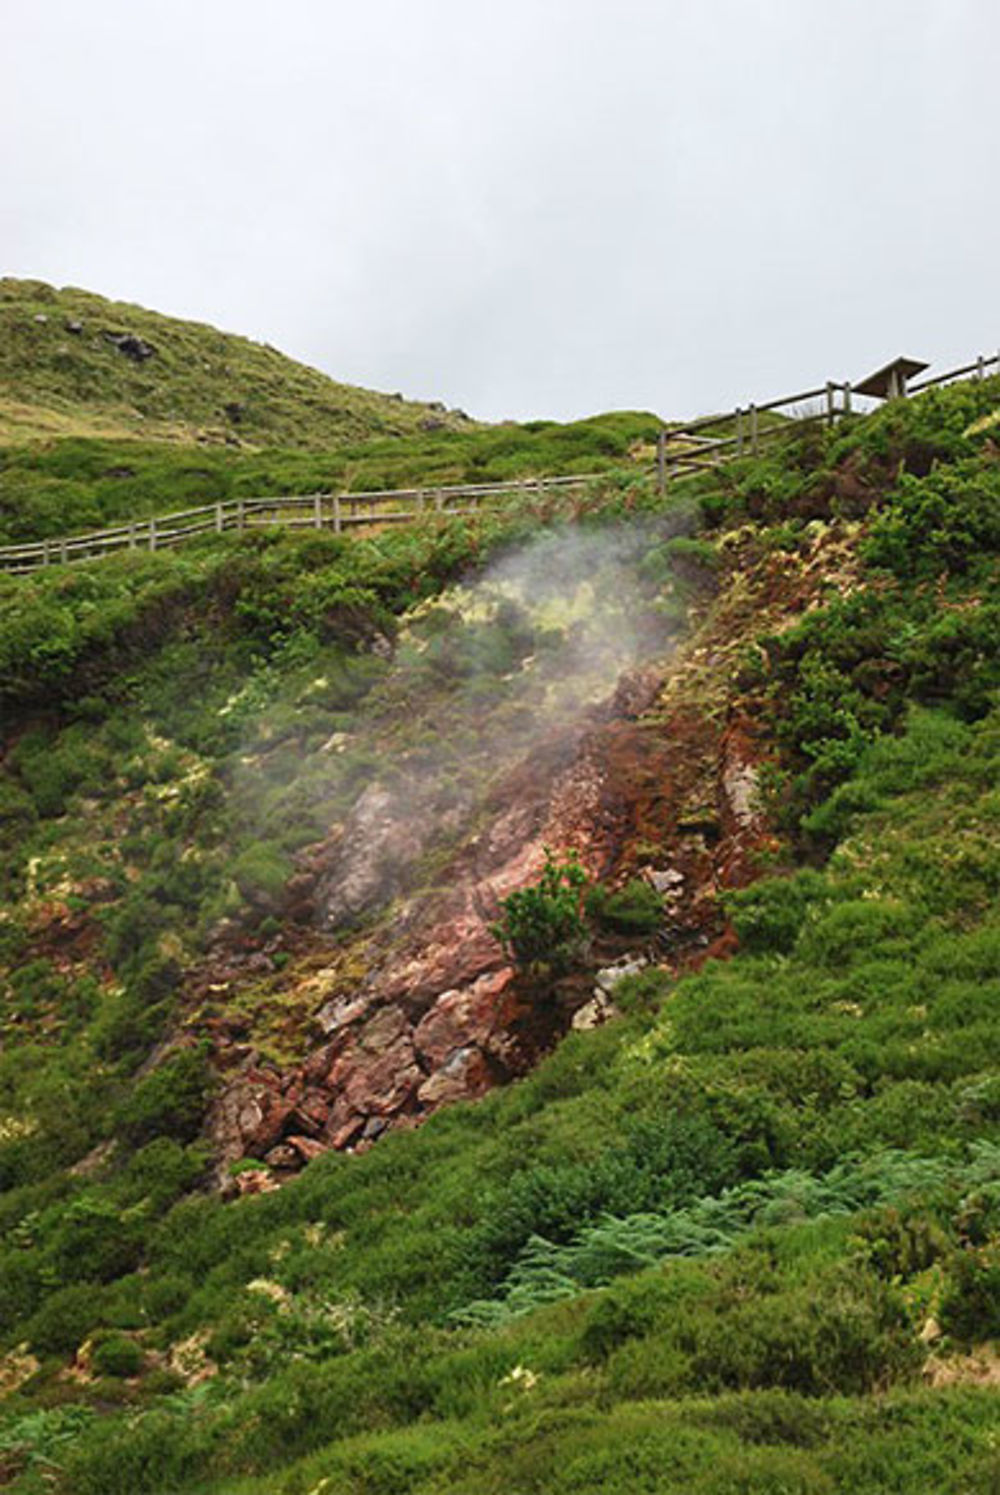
[940,1244,1000,1343]
[114,1047,212,1147]
[27,1282,109,1354]
[726,870,830,954]
[586,878,664,936]
[92,1334,144,1378]
[492,848,590,972]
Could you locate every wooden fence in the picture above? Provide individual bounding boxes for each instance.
[656,379,853,488]
[3,349,998,575]
[0,474,595,576]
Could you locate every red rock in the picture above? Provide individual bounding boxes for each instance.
[329,1115,366,1149]
[340,1035,421,1117]
[315,992,372,1037]
[301,1042,339,1084]
[413,968,515,1067]
[286,1135,328,1163]
[377,905,505,1006]
[225,1086,296,1157]
[357,1004,409,1054]
[417,1046,492,1107]
[288,1091,331,1134]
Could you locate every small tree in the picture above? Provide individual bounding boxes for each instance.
[492,849,590,974]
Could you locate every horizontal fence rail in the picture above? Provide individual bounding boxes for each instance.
[2,349,997,575]
[656,380,853,483]
[908,351,999,394]
[0,474,598,575]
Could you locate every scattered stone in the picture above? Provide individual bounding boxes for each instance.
[594,956,647,994]
[102,330,155,361]
[65,319,84,334]
[645,867,684,895]
[33,313,48,324]
[419,417,446,432]
[264,1144,300,1170]
[315,992,371,1037]
[572,991,621,1031]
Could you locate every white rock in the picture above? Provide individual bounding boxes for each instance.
[595,956,647,994]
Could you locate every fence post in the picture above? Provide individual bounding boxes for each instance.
[149,517,157,552]
[749,403,759,456]
[314,493,323,530]
[215,502,224,534]
[333,494,342,534]
[237,499,245,533]
[843,382,853,416]
[825,382,836,426]
[435,489,445,512]
[736,407,744,457]
[657,427,667,498]
[60,537,68,564]
[42,539,50,567]
[977,355,985,381]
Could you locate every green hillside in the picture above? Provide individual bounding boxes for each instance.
[0,357,999,1493]
[0,411,658,546]
[0,279,660,548]
[0,278,473,447]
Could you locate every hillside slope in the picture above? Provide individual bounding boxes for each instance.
[0,377,998,1491]
[0,278,472,447]
[0,280,659,547]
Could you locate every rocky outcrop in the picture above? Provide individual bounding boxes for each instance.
[205,525,863,1183]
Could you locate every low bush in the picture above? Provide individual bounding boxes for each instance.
[587,878,664,935]
[92,1334,144,1378]
[492,848,590,972]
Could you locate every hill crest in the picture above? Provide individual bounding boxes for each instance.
[0,277,474,447]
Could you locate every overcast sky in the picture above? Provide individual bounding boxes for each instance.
[4,0,998,422]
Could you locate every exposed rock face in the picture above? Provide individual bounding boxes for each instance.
[204,525,860,1182]
[205,680,766,1176]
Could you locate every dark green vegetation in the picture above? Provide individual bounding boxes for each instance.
[0,410,657,545]
[0,368,999,1492]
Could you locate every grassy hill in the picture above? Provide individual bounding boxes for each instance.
[0,279,660,547]
[0,348,999,1492]
[0,278,473,448]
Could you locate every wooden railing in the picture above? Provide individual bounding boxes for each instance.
[656,380,853,488]
[908,351,999,394]
[4,348,998,574]
[0,474,596,575]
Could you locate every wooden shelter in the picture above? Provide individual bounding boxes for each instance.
[854,356,929,401]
